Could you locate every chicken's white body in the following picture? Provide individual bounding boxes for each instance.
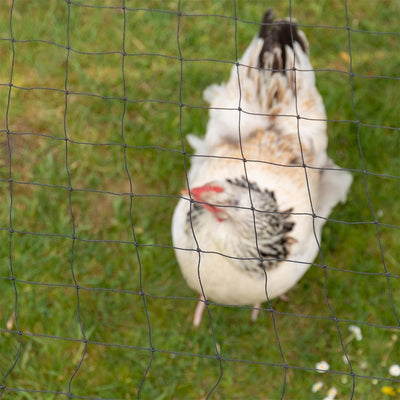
[172,10,352,322]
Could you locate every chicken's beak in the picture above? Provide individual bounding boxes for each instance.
[180,188,189,196]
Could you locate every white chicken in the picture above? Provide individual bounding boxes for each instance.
[172,9,352,326]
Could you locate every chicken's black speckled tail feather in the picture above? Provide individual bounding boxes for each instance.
[258,9,307,70]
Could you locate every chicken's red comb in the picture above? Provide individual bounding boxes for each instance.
[180,185,223,197]
[190,185,223,197]
[187,185,225,220]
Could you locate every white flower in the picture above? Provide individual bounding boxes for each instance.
[316,360,330,373]
[360,360,367,370]
[389,364,400,377]
[312,381,323,392]
[342,354,350,364]
[327,387,338,399]
[349,324,362,341]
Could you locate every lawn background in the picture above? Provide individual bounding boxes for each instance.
[0,1,399,399]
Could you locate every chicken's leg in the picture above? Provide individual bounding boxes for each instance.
[193,295,206,327]
[251,302,261,322]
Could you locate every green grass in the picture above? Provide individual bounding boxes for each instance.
[1,1,399,399]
